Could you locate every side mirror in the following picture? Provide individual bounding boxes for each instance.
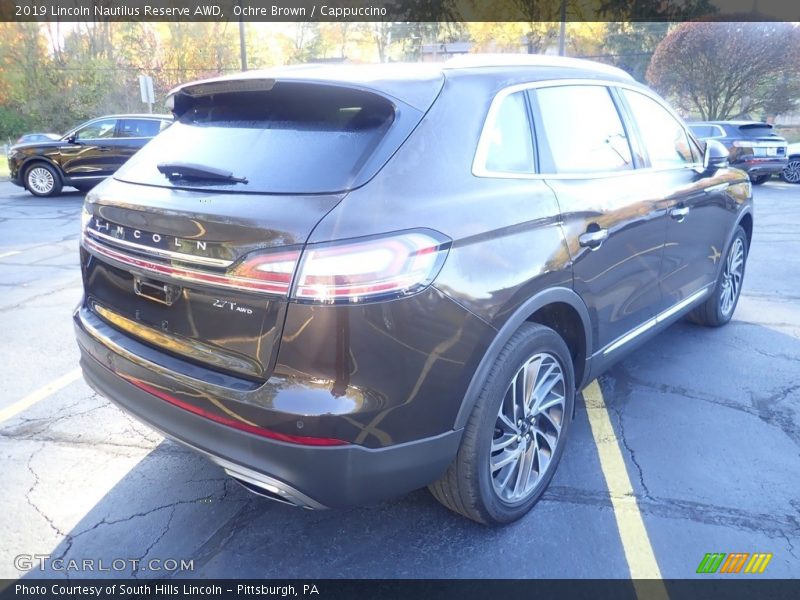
[703,139,729,172]
[67,134,78,144]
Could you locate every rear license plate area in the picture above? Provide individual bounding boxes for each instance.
[134,276,181,306]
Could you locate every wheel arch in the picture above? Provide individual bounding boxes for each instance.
[454,287,592,430]
[737,210,753,250]
[20,157,64,190]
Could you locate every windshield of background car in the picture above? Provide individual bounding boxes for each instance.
[114,82,397,194]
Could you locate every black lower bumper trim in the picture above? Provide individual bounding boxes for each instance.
[78,345,462,509]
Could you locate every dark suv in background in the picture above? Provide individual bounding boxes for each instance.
[74,57,753,525]
[688,121,788,184]
[8,114,172,197]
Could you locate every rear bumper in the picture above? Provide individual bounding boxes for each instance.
[733,157,788,176]
[75,310,463,508]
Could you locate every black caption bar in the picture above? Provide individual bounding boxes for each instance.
[2,580,800,600]
[2,0,800,23]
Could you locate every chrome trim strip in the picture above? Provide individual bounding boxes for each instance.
[69,175,106,180]
[655,286,711,324]
[472,78,703,181]
[602,285,712,356]
[86,227,233,268]
[602,320,657,356]
[82,236,291,296]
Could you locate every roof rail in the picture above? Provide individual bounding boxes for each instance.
[443,53,634,81]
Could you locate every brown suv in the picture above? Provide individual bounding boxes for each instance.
[7,114,172,197]
[74,57,753,524]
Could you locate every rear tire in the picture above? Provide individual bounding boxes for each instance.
[25,163,62,197]
[429,323,575,525]
[780,158,800,184]
[750,174,770,185]
[688,226,748,327]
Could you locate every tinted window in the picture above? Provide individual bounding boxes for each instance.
[118,119,162,138]
[116,83,395,194]
[535,85,633,174]
[75,119,117,140]
[622,90,695,168]
[689,125,715,138]
[482,91,535,174]
[738,124,776,138]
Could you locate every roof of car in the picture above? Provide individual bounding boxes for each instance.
[167,55,635,113]
[85,114,173,120]
[696,120,771,126]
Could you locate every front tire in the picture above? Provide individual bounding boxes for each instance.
[780,158,800,184]
[688,226,748,327]
[750,174,770,185]
[25,163,62,197]
[429,323,575,525]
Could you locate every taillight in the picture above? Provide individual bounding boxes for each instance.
[82,215,449,302]
[292,231,450,304]
[228,250,301,295]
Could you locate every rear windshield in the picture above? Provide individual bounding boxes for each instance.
[115,83,396,194]
[738,124,776,137]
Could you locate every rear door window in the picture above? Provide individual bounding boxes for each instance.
[118,119,163,138]
[534,85,633,174]
[115,83,397,194]
[689,125,715,138]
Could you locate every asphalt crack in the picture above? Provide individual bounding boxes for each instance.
[609,402,653,501]
[750,383,800,448]
[24,444,67,540]
[542,485,800,539]
[0,431,172,454]
[132,507,177,578]
[54,485,232,566]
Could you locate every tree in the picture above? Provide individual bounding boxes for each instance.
[647,21,800,120]
[601,22,669,81]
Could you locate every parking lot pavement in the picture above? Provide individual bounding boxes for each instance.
[0,179,797,580]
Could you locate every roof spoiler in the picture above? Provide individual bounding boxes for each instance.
[165,78,277,114]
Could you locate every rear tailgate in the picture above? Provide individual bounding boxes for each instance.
[81,178,343,382]
[79,78,437,384]
[736,123,787,158]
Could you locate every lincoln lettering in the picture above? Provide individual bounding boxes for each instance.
[92,218,207,251]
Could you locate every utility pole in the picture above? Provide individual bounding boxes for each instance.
[238,15,248,71]
[558,0,567,56]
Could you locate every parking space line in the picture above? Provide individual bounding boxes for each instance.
[0,250,21,259]
[0,368,82,424]
[583,380,669,597]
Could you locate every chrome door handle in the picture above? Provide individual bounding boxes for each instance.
[579,228,608,250]
[670,206,690,222]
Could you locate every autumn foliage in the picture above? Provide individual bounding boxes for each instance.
[647,21,800,120]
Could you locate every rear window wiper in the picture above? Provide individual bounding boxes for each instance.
[157,162,248,184]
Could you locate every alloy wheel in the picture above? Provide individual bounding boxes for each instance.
[27,167,55,195]
[782,160,800,184]
[720,237,744,317]
[490,352,565,503]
